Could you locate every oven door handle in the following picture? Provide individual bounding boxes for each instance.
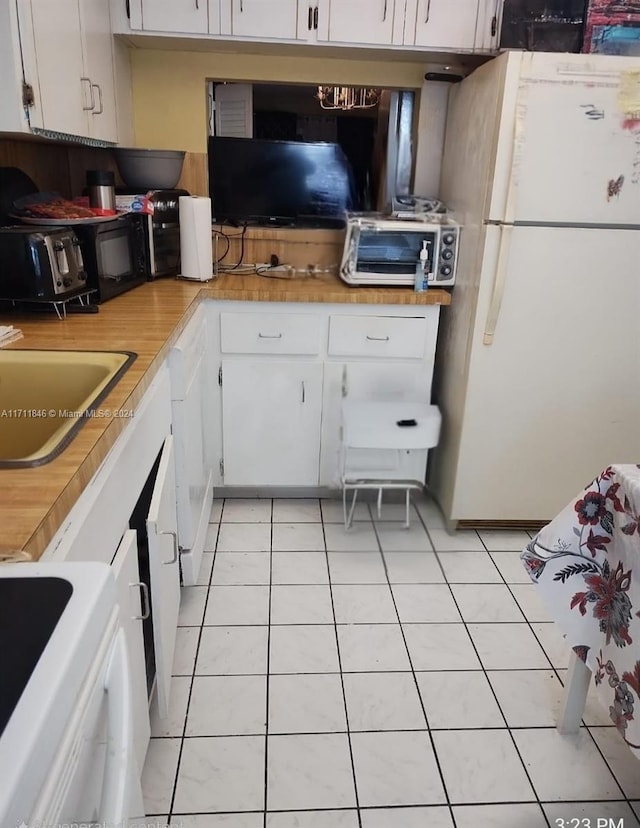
[99,628,135,828]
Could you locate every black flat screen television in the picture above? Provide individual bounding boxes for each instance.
[208,136,357,227]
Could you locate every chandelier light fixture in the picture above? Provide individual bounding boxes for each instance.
[316,85,381,111]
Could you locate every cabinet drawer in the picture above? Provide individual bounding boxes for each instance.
[221,312,323,355]
[328,315,428,359]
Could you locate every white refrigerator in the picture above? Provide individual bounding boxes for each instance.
[431,51,640,525]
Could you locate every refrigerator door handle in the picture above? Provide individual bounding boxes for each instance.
[483,224,513,346]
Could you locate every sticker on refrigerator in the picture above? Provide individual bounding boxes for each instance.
[618,71,640,124]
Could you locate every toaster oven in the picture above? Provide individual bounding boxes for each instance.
[339,215,460,288]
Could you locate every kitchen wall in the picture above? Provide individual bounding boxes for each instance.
[0,138,120,199]
[130,48,429,153]
[0,47,443,207]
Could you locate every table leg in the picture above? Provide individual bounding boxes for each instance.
[557,650,591,734]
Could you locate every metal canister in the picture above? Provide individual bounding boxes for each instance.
[86,170,116,213]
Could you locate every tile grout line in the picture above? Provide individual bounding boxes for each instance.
[167,498,225,821]
[263,498,274,826]
[322,501,364,828]
[444,523,556,822]
[157,498,633,820]
[436,565,552,827]
[418,510,552,826]
[477,533,631,805]
[371,510,459,828]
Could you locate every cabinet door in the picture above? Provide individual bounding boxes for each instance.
[29,0,89,137]
[318,0,397,45]
[222,360,323,486]
[227,0,298,39]
[111,529,151,775]
[141,0,209,33]
[80,0,118,142]
[320,361,432,487]
[146,436,180,720]
[410,0,479,50]
[475,0,502,51]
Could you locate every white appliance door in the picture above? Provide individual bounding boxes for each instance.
[451,224,640,521]
[31,622,143,828]
[489,52,640,225]
[146,436,180,719]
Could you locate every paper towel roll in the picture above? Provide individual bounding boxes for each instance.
[179,195,213,281]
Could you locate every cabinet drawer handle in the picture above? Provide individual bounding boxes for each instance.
[131,581,150,620]
[240,0,243,10]
[308,5,313,29]
[425,0,431,23]
[301,380,306,404]
[258,332,282,339]
[81,77,94,111]
[313,5,318,29]
[195,0,199,8]
[160,530,179,565]
[91,83,104,115]
[383,0,387,21]
[366,335,390,342]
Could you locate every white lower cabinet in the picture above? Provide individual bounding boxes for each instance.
[111,529,150,776]
[211,302,441,489]
[42,364,177,766]
[146,435,180,720]
[221,359,323,486]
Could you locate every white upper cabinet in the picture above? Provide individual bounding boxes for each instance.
[2,1,123,141]
[117,0,502,51]
[316,0,402,46]
[475,0,502,51]
[80,0,119,142]
[27,0,89,137]
[221,0,298,39]
[406,0,480,50]
[132,0,210,33]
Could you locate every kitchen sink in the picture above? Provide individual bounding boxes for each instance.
[0,350,136,468]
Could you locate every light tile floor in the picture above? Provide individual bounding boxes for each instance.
[143,497,640,827]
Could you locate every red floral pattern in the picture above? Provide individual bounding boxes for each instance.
[522,465,640,755]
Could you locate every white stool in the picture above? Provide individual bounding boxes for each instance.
[340,400,442,529]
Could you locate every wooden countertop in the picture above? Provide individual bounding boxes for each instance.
[0,274,451,561]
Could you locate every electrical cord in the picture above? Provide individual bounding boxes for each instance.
[255,263,338,279]
[215,221,248,270]
[212,230,230,264]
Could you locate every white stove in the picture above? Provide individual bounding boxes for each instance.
[0,562,143,828]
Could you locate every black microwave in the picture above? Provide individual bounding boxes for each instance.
[74,214,148,303]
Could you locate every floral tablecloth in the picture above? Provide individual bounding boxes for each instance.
[521,464,640,757]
